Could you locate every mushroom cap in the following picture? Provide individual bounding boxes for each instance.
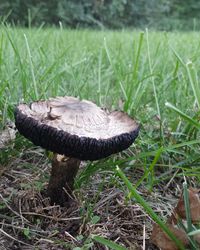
[14,96,140,160]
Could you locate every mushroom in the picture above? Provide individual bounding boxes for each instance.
[14,96,140,206]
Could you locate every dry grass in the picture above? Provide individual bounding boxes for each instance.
[0,144,183,250]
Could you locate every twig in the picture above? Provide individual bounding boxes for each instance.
[37,238,54,244]
[94,190,121,210]
[0,194,29,223]
[0,194,29,222]
[143,223,146,250]
[164,169,179,191]
[0,222,48,235]
[64,231,79,244]
[19,197,25,228]
[0,228,32,246]
[22,212,81,221]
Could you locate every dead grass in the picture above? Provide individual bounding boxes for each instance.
[0,124,185,250]
[0,145,181,250]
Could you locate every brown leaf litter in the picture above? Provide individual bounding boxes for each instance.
[174,188,200,223]
[0,145,164,249]
[151,188,200,250]
[2,138,198,249]
[151,223,189,250]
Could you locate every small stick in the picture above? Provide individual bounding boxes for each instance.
[0,222,48,234]
[0,194,29,223]
[21,212,81,221]
[143,223,146,250]
[0,228,32,246]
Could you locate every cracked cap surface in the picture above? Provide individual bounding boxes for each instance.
[15,96,140,160]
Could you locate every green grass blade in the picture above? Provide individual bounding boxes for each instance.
[24,34,39,99]
[188,230,200,236]
[97,49,102,106]
[116,166,185,250]
[165,102,200,129]
[92,235,127,250]
[170,46,185,67]
[4,26,27,98]
[182,183,198,249]
[136,147,163,189]
[186,61,200,109]
[146,28,161,120]
[124,31,144,112]
[77,139,200,186]
[183,182,193,232]
[103,37,112,66]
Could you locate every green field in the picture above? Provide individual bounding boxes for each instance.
[0,27,200,249]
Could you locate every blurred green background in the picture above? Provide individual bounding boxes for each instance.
[1,0,200,30]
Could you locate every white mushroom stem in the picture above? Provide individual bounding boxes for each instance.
[47,154,80,205]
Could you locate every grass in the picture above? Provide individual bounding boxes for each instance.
[0,25,200,249]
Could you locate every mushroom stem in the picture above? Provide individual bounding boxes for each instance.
[47,154,80,205]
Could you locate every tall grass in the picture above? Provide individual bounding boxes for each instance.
[1,24,200,189]
[0,25,200,248]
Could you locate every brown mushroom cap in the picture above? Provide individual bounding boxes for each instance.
[14,96,140,160]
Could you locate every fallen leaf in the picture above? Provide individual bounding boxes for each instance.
[151,223,189,250]
[175,188,200,223]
